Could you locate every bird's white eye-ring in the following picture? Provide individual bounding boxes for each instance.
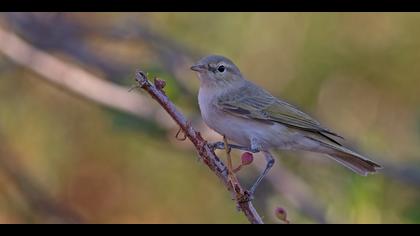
[217,65,226,73]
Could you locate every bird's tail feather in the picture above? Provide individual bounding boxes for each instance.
[327,150,381,176]
[305,135,382,176]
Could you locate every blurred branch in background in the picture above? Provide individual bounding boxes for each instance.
[3,13,197,99]
[0,25,174,130]
[382,163,420,188]
[258,160,328,223]
[0,132,83,223]
[3,13,130,81]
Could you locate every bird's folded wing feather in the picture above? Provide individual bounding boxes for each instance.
[216,81,343,141]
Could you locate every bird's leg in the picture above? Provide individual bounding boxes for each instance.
[208,142,260,153]
[250,137,262,154]
[248,150,275,196]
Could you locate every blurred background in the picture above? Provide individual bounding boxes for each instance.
[0,12,419,224]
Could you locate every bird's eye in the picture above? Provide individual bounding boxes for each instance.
[217,65,225,73]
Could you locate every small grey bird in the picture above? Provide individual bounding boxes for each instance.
[191,55,381,195]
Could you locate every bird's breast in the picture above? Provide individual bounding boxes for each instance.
[198,87,215,125]
[198,88,227,135]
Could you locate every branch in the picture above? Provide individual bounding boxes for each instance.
[0,26,174,130]
[134,71,264,224]
[3,13,130,80]
[2,13,197,97]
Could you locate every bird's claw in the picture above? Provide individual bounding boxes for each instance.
[250,147,260,153]
[238,190,254,203]
[208,141,225,150]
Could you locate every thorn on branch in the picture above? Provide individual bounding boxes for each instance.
[175,127,187,141]
[175,120,191,141]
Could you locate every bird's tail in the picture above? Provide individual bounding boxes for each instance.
[326,148,382,176]
[305,136,382,176]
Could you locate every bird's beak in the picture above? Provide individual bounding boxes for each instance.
[190,64,206,72]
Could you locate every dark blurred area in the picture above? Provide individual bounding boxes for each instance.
[0,13,419,223]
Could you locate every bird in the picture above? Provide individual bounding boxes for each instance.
[190,54,382,195]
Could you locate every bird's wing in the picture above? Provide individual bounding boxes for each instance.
[216,81,343,143]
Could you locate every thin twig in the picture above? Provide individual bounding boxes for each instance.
[135,71,263,224]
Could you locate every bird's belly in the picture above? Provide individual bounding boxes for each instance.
[203,110,301,150]
[205,114,254,147]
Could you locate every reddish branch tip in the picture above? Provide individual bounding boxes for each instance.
[241,152,254,166]
[275,207,290,224]
[233,152,254,173]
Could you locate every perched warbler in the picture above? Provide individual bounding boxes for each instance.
[191,55,381,195]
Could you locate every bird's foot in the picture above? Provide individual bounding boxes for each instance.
[208,141,226,151]
[208,141,260,153]
[238,190,254,203]
[246,151,275,196]
[250,147,260,153]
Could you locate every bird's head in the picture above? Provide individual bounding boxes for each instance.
[191,55,244,88]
